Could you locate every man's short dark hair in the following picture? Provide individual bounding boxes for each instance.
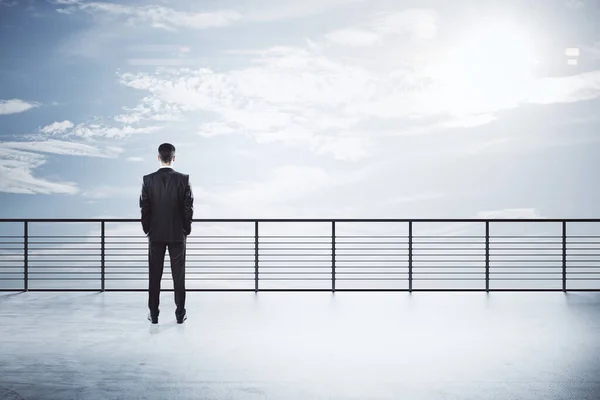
[158,143,175,163]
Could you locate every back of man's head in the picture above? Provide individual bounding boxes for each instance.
[158,143,175,164]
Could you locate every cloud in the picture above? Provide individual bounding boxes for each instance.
[126,156,144,162]
[526,70,600,105]
[40,120,74,134]
[324,9,438,47]
[0,139,123,158]
[324,28,381,47]
[54,1,242,30]
[476,208,544,219]
[204,165,332,207]
[379,193,444,206]
[116,34,600,161]
[440,114,497,129]
[242,0,367,22]
[36,120,163,139]
[0,99,40,115]
[197,164,375,218]
[0,147,78,194]
[117,49,375,159]
[0,140,122,194]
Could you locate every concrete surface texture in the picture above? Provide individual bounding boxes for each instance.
[0,291,599,400]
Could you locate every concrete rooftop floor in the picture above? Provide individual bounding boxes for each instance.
[0,291,599,400]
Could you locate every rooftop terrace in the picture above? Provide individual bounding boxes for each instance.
[1,291,600,400]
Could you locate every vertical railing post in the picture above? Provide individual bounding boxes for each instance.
[485,221,490,292]
[24,221,28,292]
[562,221,567,292]
[408,221,413,292]
[254,221,259,292]
[101,221,105,292]
[332,221,336,292]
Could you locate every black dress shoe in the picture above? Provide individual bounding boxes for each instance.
[176,312,187,324]
[148,313,158,324]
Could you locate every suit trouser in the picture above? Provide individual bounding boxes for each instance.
[148,240,186,318]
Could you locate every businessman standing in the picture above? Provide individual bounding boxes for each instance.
[139,143,194,324]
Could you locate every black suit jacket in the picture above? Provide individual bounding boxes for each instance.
[139,167,194,242]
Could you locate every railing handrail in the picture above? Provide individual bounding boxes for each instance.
[1,218,600,223]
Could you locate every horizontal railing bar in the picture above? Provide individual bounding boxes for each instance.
[3,218,600,222]
[568,235,600,238]
[251,247,561,251]
[26,254,101,257]
[108,241,256,245]
[11,265,589,270]
[27,278,100,281]
[28,235,101,238]
[565,278,600,280]
[23,248,100,251]
[105,278,255,281]
[415,260,563,263]
[26,242,99,245]
[563,272,600,274]
[23,272,101,274]
[4,288,599,292]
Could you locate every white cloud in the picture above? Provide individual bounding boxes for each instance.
[56,1,242,30]
[40,120,74,134]
[324,9,437,47]
[441,114,497,129]
[242,0,367,22]
[0,147,78,195]
[0,139,123,158]
[204,165,332,207]
[38,121,163,139]
[324,28,381,47]
[126,156,144,162]
[372,9,438,39]
[197,164,376,218]
[114,97,182,124]
[379,193,444,206]
[116,34,600,161]
[0,99,40,115]
[476,208,544,219]
[0,140,123,194]
[526,70,600,104]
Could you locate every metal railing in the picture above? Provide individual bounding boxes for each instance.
[0,218,599,292]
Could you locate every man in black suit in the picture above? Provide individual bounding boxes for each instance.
[139,143,194,324]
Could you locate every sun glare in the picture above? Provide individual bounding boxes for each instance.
[429,19,539,115]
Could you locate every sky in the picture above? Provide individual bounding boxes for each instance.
[0,0,599,221]
[1,0,600,290]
